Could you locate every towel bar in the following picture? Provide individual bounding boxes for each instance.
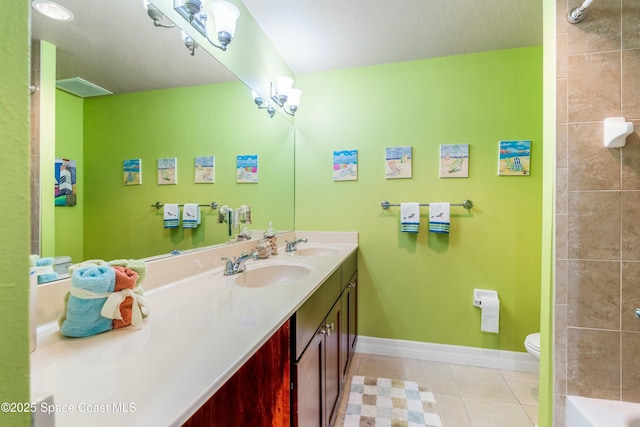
[380,200,473,211]
[150,201,218,210]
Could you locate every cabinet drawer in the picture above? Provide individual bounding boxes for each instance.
[341,251,357,290]
[294,269,341,360]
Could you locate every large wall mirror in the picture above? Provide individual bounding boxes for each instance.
[31,0,295,274]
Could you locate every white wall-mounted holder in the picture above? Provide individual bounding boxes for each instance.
[604,117,634,148]
[473,288,498,307]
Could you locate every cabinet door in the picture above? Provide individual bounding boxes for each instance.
[325,302,341,427]
[294,330,324,427]
[341,275,358,383]
[347,276,358,358]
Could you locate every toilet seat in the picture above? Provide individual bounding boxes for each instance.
[524,332,540,359]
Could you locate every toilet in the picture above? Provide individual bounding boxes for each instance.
[53,256,72,276]
[524,332,540,360]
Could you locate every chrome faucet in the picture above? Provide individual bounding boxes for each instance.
[285,237,308,252]
[221,251,259,275]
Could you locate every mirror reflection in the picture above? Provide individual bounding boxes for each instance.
[30,0,295,278]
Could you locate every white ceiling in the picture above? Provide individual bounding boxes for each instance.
[30,0,542,95]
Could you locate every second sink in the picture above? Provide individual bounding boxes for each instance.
[234,263,313,288]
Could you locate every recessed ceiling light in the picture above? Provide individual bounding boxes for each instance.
[32,0,74,22]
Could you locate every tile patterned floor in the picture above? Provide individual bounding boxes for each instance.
[335,353,539,427]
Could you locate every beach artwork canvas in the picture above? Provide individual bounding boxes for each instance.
[55,158,77,206]
[385,146,412,179]
[333,150,358,181]
[158,157,177,184]
[439,144,469,178]
[195,156,215,183]
[498,140,531,176]
[237,154,258,183]
[123,158,142,186]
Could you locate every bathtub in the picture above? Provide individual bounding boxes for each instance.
[566,395,640,427]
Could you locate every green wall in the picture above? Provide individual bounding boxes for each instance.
[55,90,84,264]
[295,47,543,351]
[82,81,294,261]
[0,3,30,426]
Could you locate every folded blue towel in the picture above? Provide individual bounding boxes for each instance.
[38,273,59,284]
[60,266,115,338]
[36,257,54,267]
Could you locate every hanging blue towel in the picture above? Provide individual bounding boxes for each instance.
[400,202,420,233]
[59,266,115,338]
[429,202,450,234]
[182,203,201,229]
[163,204,180,228]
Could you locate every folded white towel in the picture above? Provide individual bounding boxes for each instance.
[163,204,179,229]
[429,202,450,234]
[183,204,201,229]
[400,202,420,233]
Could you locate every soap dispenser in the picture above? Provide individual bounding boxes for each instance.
[264,222,278,255]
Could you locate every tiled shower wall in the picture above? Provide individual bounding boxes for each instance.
[555,0,640,425]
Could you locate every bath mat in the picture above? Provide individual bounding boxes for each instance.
[343,376,442,427]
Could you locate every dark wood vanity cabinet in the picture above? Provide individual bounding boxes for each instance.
[292,252,358,427]
[182,320,291,427]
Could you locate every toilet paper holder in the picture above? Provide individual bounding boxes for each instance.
[473,289,498,307]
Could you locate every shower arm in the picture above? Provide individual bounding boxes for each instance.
[567,0,594,24]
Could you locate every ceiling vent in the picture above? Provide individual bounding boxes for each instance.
[55,77,113,98]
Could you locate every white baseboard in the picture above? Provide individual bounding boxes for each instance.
[355,335,539,374]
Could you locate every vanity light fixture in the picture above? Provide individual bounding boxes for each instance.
[251,91,276,118]
[270,76,302,116]
[143,0,175,28]
[32,0,74,22]
[182,31,197,55]
[173,0,240,52]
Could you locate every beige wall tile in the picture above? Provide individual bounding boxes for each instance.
[557,32,568,79]
[568,122,620,191]
[622,262,640,332]
[556,213,568,260]
[622,0,640,49]
[567,328,620,399]
[567,260,620,329]
[555,394,566,427]
[567,0,621,54]
[555,304,567,395]
[556,260,568,304]
[557,0,570,34]
[557,123,568,169]
[556,169,568,215]
[568,52,621,122]
[622,49,640,119]
[622,192,640,260]
[557,77,568,124]
[622,121,640,190]
[567,191,620,260]
[622,332,640,402]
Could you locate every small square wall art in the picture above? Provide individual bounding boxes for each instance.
[123,158,142,185]
[195,155,215,183]
[237,154,258,183]
[498,140,531,176]
[158,157,177,184]
[439,144,469,178]
[385,146,412,179]
[333,150,358,181]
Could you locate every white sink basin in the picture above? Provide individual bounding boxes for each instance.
[294,246,340,257]
[234,264,313,288]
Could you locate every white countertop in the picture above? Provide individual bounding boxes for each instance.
[30,234,357,427]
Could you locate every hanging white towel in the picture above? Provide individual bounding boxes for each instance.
[182,204,201,229]
[400,202,420,233]
[163,204,179,228]
[429,202,450,234]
